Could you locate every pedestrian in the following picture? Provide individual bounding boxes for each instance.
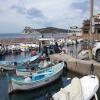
[75,39,78,48]
[54,42,61,53]
[43,45,48,57]
[70,49,73,56]
[38,42,41,53]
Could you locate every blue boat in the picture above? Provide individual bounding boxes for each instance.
[16,60,52,76]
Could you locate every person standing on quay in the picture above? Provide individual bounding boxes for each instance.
[54,42,61,53]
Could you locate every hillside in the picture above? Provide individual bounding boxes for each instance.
[23,26,68,34]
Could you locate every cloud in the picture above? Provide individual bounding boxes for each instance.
[0,0,100,33]
[26,8,44,18]
[71,0,89,14]
[10,5,26,14]
[71,0,100,14]
[94,2,100,14]
[10,4,45,19]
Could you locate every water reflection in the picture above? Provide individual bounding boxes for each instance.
[0,72,9,100]
[0,52,31,61]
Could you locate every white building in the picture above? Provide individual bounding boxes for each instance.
[68,26,82,36]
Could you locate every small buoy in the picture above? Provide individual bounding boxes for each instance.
[24,77,32,83]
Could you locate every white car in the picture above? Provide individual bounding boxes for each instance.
[92,41,100,62]
[78,50,89,60]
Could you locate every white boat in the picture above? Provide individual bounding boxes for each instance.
[11,62,64,91]
[53,75,99,100]
[66,39,73,45]
[19,43,29,52]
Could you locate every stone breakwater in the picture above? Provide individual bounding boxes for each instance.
[0,38,37,45]
[50,53,100,79]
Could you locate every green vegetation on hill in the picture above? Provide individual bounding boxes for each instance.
[23,26,68,34]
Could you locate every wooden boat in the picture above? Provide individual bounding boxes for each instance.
[0,65,15,71]
[11,62,64,91]
[53,75,99,100]
[0,53,41,71]
[18,53,41,64]
[16,68,32,76]
[0,61,16,71]
[16,60,53,76]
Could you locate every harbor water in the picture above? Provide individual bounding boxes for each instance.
[0,67,81,100]
[0,51,78,100]
[0,34,37,39]
[0,50,100,100]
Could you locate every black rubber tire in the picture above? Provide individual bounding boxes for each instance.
[96,50,100,62]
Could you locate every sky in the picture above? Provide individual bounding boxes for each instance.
[0,0,100,33]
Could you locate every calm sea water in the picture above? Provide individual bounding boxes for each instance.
[0,34,37,39]
[0,69,81,100]
[0,33,67,39]
[0,52,78,100]
[0,52,31,61]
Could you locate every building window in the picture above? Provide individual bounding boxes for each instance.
[84,30,89,34]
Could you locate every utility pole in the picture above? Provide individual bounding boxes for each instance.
[89,0,94,60]
[90,0,94,41]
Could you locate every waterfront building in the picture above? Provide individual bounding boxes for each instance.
[68,26,82,40]
[82,13,100,40]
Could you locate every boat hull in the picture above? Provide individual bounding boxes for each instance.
[12,69,63,91]
[53,75,99,100]
[0,65,15,71]
[16,70,32,76]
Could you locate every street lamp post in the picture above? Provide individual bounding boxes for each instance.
[89,0,94,60]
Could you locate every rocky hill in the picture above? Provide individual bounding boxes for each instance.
[23,26,68,34]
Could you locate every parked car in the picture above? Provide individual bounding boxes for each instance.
[78,50,89,60]
[92,41,100,62]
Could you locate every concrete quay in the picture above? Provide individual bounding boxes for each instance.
[50,53,100,79]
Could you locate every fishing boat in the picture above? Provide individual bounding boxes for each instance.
[0,65,16,71]
[11,62,64,91]
[18,52,41,64]
[0,53,41,71]
[16,68,32,76]
[16,60,53,76]
[53,75,99,100]
[0,61,16,71]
